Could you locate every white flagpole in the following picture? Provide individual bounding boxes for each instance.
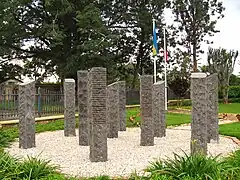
[163,28,168,111]
[153,19,157,83]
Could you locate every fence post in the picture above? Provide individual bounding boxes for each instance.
[37,87,42,117]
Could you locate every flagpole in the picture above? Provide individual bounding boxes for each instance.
[163,28,168,111]
[153,19,157,83]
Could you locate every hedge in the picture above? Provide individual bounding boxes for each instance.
[228,86,240,98]
[169,98,240,107]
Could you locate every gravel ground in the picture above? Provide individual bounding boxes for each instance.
[6,127,239,178]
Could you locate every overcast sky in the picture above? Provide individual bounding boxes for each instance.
[165,0,240,75]
[200,0,240,75]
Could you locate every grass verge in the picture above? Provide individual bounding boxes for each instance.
[219,122,240,139]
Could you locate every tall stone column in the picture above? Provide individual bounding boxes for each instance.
[118,81,126,131]
[190,73,208,155]
[207,73,219,143]
[107,82,119,138]
[64,79,76,137]
[89,67,107,162]
[140,75,154,146]
[153,81,166,137]
[19,81,36,149]
[78,71,89,146]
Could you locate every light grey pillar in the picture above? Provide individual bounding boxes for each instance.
[153,81,166,137]
[207,73,219,143]
[19,81,36,149]
[118,81,126,131]
[190,73,208,155]
[89,67,107,162]
[140,75,154,146]
[64,79,76,137]
[107,82,119,138]
[78,71,89,146]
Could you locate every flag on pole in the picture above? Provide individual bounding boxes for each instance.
[152,20,158,56]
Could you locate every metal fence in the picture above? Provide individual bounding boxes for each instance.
[0,87,64,121]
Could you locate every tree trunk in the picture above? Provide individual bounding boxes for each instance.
[193,42,198,72]
[222,85,229,104]
[131,61,140,89]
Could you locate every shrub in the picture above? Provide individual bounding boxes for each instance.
[223,150,240,179]
[145,152,234,180]
[228,86,240,98]
[0,130,11,148]
[18,156,59,179]
[219,98,240,103]
[0,150,21,179]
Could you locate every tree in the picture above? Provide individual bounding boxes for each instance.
[0,0,113,81]
[168,50,192,105]
[0,62,23,84]
[100,0,169,88]
[229,74,240,86]
[207,47,239,104]
[171,0,225,72]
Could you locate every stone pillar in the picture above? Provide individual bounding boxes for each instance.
[207,73,219,143]
[19,81,35,149]
[153,81,166,137]
[118,81,126,131]
[107,82,119,138]
[190,73,208,155]
[89,67,107,162]
[64,79,76,137]
[140,75,154,146]
[78,71,89,146]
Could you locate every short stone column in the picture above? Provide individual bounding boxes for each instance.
[207,73,219,143]
[190,73,208,155]
[89,67,107,162]
[118,81,126,131]
[140,75,154,146]
[77,71,89,146]
[107,82,119,138]
[64,79,76,137]
[19,81,36,149]
[153,81,166,137]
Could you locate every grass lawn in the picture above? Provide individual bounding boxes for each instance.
[219,122,240,139]
[170,103,240,114]
[126,107,191,127]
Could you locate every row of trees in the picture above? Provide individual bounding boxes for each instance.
[0,0,238,103]
[168,47,239,104]
[0,0,225,85]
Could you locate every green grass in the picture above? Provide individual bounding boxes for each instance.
[126,107,191,127]
[171,103,240,114]
[219,122,240,139]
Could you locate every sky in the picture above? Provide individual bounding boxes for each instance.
[199,0,240,75]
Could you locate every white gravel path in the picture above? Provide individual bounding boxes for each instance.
[5,127,239,178]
